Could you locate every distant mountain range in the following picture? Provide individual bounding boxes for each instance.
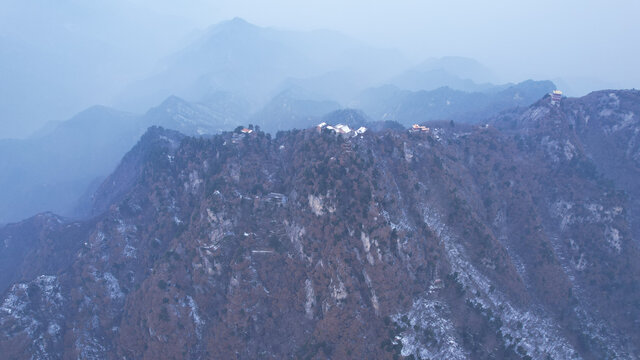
[0,18,560,225]
[0,12,620,139]
[116,17,407,113]
[0,81,557,224]
[0,0,193,138]
[353,80,556,125]
[0,96,229,224]
[251,87,341,133]
[388,56,498,92]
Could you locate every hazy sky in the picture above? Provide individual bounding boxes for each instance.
[137,0,640,88]
[1,0,639,138]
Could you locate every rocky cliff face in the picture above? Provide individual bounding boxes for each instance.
[1,90,640,359]
[494,90,640,244]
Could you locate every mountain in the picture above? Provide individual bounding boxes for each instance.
[354,80,556,126]
[141,95,247,136]
[321,108,371,127]
[389,68,501,93]
[0,106,140,223]
[492,89,640,243]
[0,75,551,224]
[0,0,193,138]
[0,96,237,224]
[277,70,373,105]
[415,56,496,83]
[1,90,640,358]
[321,108,405,132]
[388,57,499,93]
[81,126,186,218]
[251,88,341,133]
[117,18,408,112]
[0,212,96,298]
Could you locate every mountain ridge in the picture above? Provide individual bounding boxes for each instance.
[0,95,228,224]
[1,90,639,359]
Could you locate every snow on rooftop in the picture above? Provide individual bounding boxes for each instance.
[335,124,351,133]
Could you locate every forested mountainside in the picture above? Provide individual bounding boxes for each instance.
[1,90,639,359]
[493,90,640,243]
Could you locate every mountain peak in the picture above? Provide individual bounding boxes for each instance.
[229,17,250,25]
[68,105,127,122]
[415,56,494,83]
[153,95,190,110]
[208,17,259,35]
[84,126,184,216]
[322,108,371,127]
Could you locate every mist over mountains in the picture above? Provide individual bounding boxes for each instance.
[1,14,557,140]
[3,0,639,139]
[0,18,557,224]
[0,0,194,138]
[116,17,407,113]
[0,95,238,224]
[1,8,640,359]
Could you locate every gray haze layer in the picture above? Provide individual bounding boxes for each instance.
[1,0,638,138]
